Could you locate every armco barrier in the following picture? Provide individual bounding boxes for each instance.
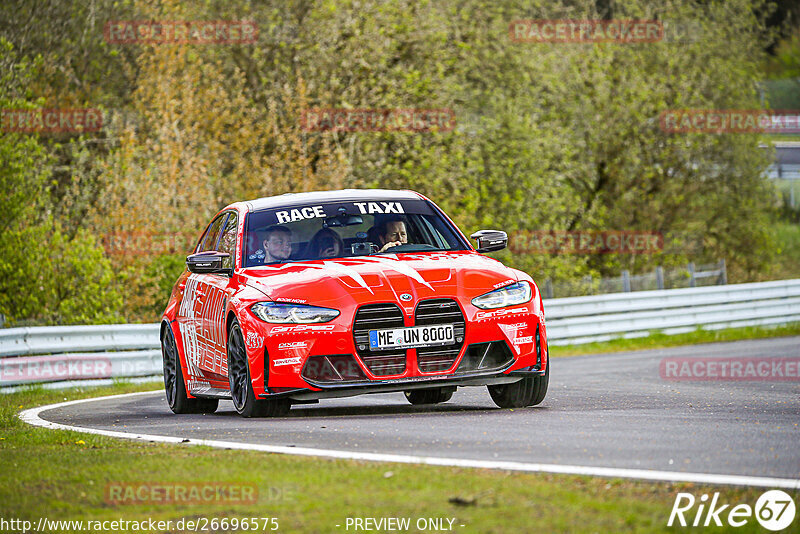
[0,324,160,357]
[1,279,799,387]
[0,325,161,387]
[544,279,800,345]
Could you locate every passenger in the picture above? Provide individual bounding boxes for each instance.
[255,225,292,264]
[308,228,344,259]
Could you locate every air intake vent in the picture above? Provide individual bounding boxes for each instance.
[353,303,406,376]
[456,341,513,373]
[415,299,465,372]
[301,354,367,383]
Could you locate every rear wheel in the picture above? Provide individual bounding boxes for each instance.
[227,320,290,418]
[161,326,218,414]
[404,387,454,405]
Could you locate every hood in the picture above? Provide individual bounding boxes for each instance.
[238,251,519,309]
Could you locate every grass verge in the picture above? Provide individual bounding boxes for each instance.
[550,322,800,357]
[1,381,795,533]
[767,222,800,281]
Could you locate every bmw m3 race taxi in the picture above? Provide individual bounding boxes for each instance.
[160,190,549,417]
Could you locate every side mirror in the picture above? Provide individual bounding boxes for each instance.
[470,230,507,253]
[186,252,231,274]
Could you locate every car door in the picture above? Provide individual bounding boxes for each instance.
[178,214,226,380]
[196,211,238,379]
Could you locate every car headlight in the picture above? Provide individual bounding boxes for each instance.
[471,281,533,309]
[250,302,340,323]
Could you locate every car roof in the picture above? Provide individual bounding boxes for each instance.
[242,189,425,212]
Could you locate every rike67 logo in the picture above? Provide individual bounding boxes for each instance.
[668,490,796,531]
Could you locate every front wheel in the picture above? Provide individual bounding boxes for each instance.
[528,359,549,406]
[161,326,218,414]
[227,320,290,418]
[404,387,454,405]
[488,360,549,409]
[487,376,535,408]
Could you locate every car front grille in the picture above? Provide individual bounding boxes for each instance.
[352,303,406,376]
[352,299,467,376]
[414,298,465,372]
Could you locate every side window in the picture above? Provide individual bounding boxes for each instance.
[419,215,452,250]
[197,214,227,253]
[217,213,238,269]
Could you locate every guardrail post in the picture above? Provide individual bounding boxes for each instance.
[544,279,553,299]
[656,266,664,290]
[688,262,696,288]
[622,270,631,292]
[719,259,727,285]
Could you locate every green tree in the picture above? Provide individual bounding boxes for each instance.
[0,40,122,326]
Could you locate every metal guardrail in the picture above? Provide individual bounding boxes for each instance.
[0,325,161,387]
[545,279,800,345]
[0,324,160,357]
[542,260,727,299]
[1,279,799,387]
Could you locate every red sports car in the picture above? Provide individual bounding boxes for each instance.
[161,190,549,417]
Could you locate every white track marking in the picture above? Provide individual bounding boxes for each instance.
[18,391,800,490]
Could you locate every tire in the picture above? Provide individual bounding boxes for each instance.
[528,357,550,407]
[404,388,454,405]
[227,320,290,418]
[161,326,218,414]
[487,376,536,408]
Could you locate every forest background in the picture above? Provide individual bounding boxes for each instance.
[1,0,799,326]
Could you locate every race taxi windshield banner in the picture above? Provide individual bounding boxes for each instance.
[242,199,465,266]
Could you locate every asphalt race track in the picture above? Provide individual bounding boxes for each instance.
[31,337,800,483]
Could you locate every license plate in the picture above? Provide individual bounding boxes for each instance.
[369,324,455,351]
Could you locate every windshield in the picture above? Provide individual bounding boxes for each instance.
[243,199,468,267]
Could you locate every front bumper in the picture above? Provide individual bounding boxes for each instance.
[256,310,545,391]
[258,364,545,401]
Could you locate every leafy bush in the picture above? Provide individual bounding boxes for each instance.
[0,223,123,325]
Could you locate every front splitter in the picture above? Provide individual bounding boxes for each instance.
[259,368,543,402]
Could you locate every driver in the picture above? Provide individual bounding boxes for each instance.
[259,225,292,263]
[376,217,409,252]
